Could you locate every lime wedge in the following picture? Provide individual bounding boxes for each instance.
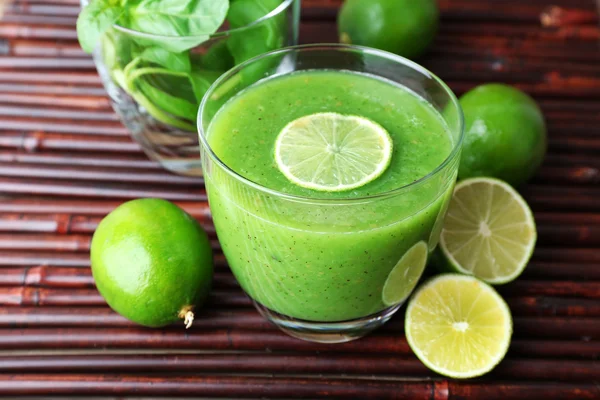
[382,241,428,306]
[405,273,513,379]
[274,112,393,192]
[439,177,536,284]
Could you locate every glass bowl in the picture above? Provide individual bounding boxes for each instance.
[85,0,300,176]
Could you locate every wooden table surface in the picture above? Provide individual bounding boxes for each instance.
[1,0,599,398]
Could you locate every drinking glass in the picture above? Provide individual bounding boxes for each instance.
[199,44,464,343]
[87,0,300,176]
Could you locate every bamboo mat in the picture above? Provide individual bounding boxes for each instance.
[1,0,599,398]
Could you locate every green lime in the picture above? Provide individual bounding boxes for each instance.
[382,241,428,306]
[439,177,537,284]
[274,112,393,192]
[405,273,513,379]
[91,198,213,328]
[458,84,547,187]
[338,0,439,60]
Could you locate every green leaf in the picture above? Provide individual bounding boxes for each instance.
[188,69,223,103]
[139,47,191,72]
[226,0,284,63]
[225,0,286,86]
[77,0,125,53]
[138,78,198,121]
[101,30,135,73]
[129,0,229,52]
[193,40,235,71]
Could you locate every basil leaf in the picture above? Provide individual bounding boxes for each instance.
[147,73,197,104]
[225,0,286,87]
[138,78,198,122]
[193,40,235,71]
[129,0,229,52]
[77,0,125,53]
[139,47,191,72]
[226,0,284,63]
[188,69,223,103]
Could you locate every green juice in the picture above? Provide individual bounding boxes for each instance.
[205,70,456,322]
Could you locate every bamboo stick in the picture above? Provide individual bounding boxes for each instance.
[0,243,222,267]
[535,167,600,185]
[535,225,600,246]
[0,177,206,200]
[0,93,110,109]
[0,106,117,121]
[447,382,600,400]
[523,186,600,212]
[7,3,80,17]
[0,56,94,69]
[0,373,587,399]
[0,83,106,96]
[0,288,250,308]
[1,288,598,316]
[1,13,77,27]
[509,340,600,359]
[0,132,139,152]
[0,215,214,235]
[0,327,598,357]
[0,374,443,399]
[0,354,597,383]
[0,152,159,170]
[0,24,77,40]
[0,119,127,136]
[541,6,599,27]
[0,311,596,341]
[0,164,204,185]
[499,279,600,299]
[0,71,101,85]
[0,198,210,216]
[544,153,600,168]
[531,248,600,263]
[8,39,85,57]
[522,262,600,281]
[1,262,595,294]
[0,266,237,288]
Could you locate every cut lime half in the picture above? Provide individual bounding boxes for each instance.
[274,112,393,192]
[382,241,428,306]
[440,177,537,284]
[405,273,513,379]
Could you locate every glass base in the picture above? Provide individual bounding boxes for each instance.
[253,301,403,343]
[154,157,203,177]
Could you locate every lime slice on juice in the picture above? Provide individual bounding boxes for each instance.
[439,177,537,284]
[274,112,393,192]
[405,273,513,379]
[382,241,428,306]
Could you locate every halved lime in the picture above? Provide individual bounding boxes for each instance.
[382,241,428,306]
[439,177,536,284]
[405,273,513,379]
[274,112,393,192]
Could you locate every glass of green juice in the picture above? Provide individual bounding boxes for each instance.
[199,44,464,343]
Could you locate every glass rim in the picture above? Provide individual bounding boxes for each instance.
[198,43,464,204]
[111,0,295,40]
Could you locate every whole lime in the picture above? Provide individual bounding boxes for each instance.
[91,198,213,328]
[458,84,547,187]
[338,0,439,60]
